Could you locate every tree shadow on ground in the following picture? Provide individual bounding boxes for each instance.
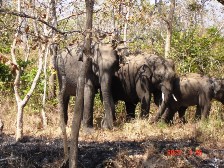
[0,134,223,168]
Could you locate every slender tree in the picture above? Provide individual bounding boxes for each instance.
[9,0,51,141]
[48,0,58,99]
[69,0,94,167]
[164,0,175,58]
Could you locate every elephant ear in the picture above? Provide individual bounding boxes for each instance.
[211,78,221,95]
[167,58,175,70]
[211,78,224,103]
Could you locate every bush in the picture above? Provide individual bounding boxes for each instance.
[170,27,224,75]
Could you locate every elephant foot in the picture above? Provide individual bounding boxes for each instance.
[101,118,113,130]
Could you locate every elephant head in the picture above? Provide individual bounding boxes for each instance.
[211,78,224,104]
[81,34,124,129]
[146,55,176,121]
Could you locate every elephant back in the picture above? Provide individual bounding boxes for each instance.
[56,45,83,96]
[177,73,212,106]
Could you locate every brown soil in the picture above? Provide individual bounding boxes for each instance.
[0,133,224,168]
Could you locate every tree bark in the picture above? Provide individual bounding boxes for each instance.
[164,0,175,58]
[41,45,49,128]
[14,44,45,141]
[16,102,24,141]
[123,1,130,47]
[69,0,94,167]
[11,0,46,140]
[69,58,91,168]
[48,0,58,99]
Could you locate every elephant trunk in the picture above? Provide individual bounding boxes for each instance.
[154,82,173,122]
[100,73,116,129]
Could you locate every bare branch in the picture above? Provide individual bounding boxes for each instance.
[0,8,82,35]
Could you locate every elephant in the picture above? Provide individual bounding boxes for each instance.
[154,73,224,123]
[56,36,124,129]
[111,53,176,121]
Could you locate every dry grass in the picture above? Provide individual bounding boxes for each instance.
[1,96,224,143]
[0,97,224,167]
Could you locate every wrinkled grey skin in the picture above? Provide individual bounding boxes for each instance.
[111,54,176,120]
[156,73,224,123]
[57,42,120,129]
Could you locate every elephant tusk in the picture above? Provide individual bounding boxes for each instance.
[172,94,177,101]
[162,92,164,102]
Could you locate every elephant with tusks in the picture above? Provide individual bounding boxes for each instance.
[110,53,177,121]
[154,73,224,123]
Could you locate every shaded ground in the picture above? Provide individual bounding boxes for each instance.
[0,134,224,168]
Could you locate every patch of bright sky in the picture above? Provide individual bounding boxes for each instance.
[59,0,224,31]
[149,0,224,29]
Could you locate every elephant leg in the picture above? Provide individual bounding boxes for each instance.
[100,74,116,129]
[100,90,116,121]
[196,94,211,120]
[125,102,136,121]
[82,80,95,128]
[201,103,211,120]
[140,95,151,118]
[195,105,202,120]
[63,96,70,125]
[178,107,187,124]
[136,78,151,118]
[161,108,175,124]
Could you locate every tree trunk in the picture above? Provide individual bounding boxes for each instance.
[112,7,116,30]
[59,76,69,161]
[16,102,24,141]
[69,0,94,167]
[48,0,57,99]
[48,44,57,99]
[164,0,175,58]
[41,45,49,128]
[164,23,172,58]
[123,1,130,47]
[69,58,91,168]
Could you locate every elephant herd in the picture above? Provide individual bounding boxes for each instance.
[57,36,224,130]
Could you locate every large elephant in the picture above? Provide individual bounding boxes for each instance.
[57,38,122,129]
[111,53,176,120]
[155,73,224,123]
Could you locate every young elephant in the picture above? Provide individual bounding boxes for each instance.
[155,73,224,123]
[111,53,176,121]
